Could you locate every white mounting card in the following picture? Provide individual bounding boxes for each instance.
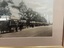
[0,0,63,46]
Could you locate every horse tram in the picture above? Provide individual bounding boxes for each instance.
[0,18,48,34]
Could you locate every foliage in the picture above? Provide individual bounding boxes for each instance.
[0,0,8,8]
[0,0,12,16]
[18,1,47,23]
[0,0,47,23]
[7,0,14,4]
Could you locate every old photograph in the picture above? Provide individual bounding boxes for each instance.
[0,0,53,37]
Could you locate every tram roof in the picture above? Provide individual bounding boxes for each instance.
[0,18,10,21]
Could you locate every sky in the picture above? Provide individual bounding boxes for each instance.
[12,0,53,23]
[0,0,53,23]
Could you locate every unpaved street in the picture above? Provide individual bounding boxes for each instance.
[0,25,52,37]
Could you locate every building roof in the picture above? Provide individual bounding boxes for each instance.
[0,18,9,21]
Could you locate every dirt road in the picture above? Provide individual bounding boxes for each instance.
[0,25,52,37]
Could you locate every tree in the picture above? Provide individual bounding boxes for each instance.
[11,1,47,24]
[7,0,14,4]
[1,0,8,8]
[0,0,12,16]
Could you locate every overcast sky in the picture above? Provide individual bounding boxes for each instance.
[12,0,53,23]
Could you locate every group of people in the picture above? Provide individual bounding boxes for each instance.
[0,19,35,34]
[0,19,44,34]
[8,20,24,32]
[0,20,24,34]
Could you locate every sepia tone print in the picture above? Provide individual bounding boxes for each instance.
[0,0,53,37]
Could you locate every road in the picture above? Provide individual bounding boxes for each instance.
[0,25,52,37]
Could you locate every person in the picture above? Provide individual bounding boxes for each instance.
[8,20,11,32]
[15,21,18,32]
[18,21,23,31]
[26,19,30,28]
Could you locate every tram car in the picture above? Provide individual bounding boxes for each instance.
[0,18,48,34]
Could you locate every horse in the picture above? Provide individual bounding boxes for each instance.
[0,21,10,34]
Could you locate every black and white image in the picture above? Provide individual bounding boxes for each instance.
[0,0,53,37]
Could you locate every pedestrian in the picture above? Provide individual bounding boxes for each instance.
[15,21,18,32]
